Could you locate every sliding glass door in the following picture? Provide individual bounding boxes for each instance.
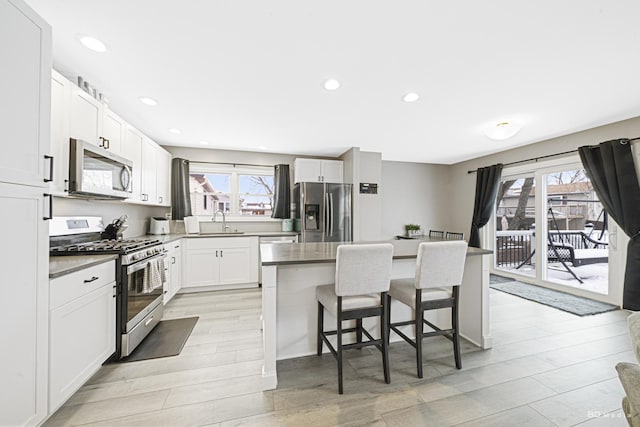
[492,160,609,296]
[543,168,609,294]
[494,174,537,279]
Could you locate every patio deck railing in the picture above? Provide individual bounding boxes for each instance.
[495,229,608,269]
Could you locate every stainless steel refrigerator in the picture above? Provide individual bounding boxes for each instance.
[293,182,353,242]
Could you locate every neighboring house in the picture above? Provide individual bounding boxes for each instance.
[497,181,603,230]
[189,174,231,216]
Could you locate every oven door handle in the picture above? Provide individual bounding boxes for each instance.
[126,252,167,275]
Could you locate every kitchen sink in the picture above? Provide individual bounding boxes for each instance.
[197,231,245,236]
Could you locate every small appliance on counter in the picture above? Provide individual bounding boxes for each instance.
[101,215,128,240]
[149,217,170,235]
[184,216,200,234]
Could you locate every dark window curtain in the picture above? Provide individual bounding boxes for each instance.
[271,164,291,219]
[171,158,192,220]
[469,164,503,248]
[579,139,640,310]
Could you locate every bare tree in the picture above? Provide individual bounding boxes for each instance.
[509,177,534,230]
[248,176,274,207]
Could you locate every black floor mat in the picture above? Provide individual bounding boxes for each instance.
[121,317,199,362]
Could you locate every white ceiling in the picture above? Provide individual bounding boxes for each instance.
[25,0,640,164]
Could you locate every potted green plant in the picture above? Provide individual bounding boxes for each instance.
[405,224,421,238]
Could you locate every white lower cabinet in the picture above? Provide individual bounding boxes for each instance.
[49,261,116,413]
[183,237,258,290]
[163,240,182,304]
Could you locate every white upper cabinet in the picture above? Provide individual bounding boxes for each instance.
[69,85,102,146]
[141,137,158,203]
[122,126,143,202]
[101,108,125,155]
[294,158,343,184]
[50,70,70,195]
[50,71,171,206]
[156,148,172,206]
[0,0,52,188]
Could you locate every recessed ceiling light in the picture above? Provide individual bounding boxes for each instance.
[323,79,340,91]
[485,121,522,140]
[139,97,158,106]
[168,128,181,135]
[199,141,209,145]
[402,93,420,103]
[79,36,107,53]
[258,146,267,150]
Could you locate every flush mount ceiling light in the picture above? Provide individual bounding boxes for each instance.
[168,128,181,135]
[485,121,521,140]
[139,97,158,106]
[402,92,420,103]
[323,79,340,91]
[258,145,268,150]
[78,36,107,53]
[199,141,209,145]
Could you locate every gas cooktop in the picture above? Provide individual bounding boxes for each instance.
[50,238,161,255]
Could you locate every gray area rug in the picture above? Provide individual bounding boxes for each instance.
[490,278,618,316]
[490,274,516,284]
[122,316,199,362]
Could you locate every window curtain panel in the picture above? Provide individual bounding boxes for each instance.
[469,164,503,248]
[171,158,192,220]
[579,139,640,310]
[271,164,291,219]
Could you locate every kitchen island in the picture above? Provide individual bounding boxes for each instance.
[260,239,492,390]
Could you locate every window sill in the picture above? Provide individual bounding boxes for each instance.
[190,216,282,223]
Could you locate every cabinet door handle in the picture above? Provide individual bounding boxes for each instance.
[318,176,321,182]
[84,276,99,283]
[145,316,154,326]
[220,250,223,257]
[104,138,110,149]
[172,256,176,264]
[43,193,53,220]
[216,250,218,257]
[44,155,54,182]
[159,196,163,204]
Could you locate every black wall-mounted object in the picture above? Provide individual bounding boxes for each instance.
[360,183,378,194]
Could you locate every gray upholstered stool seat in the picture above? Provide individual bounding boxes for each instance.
[316,285,381,316]
[316,243,394,394]
[388,240,467,378]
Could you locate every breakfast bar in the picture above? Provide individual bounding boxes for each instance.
[260,239,493,390]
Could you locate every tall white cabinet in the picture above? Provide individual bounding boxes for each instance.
[0,0,52,426]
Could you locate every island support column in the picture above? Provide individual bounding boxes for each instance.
[261,264,278,390]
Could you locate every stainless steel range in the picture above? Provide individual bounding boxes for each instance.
[50,216,166,359]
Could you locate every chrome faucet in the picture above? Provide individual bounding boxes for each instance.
[213,210,228,232]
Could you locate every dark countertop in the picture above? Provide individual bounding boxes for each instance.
[49,254,118,279]
[133,231,299,244]
[260,239,492,266]
[49,231,299,278]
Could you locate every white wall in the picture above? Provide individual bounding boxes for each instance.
[447,115,640,305]
[358,151,382,241]
[381,161,451,239]
[52,197,169,238]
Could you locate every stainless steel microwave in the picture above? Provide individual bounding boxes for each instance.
[69,138,133,199]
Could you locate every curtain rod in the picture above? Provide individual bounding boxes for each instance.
[190,160,275,168]
[467,136,640,174]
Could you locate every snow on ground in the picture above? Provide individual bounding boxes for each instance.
[496,262,608,295]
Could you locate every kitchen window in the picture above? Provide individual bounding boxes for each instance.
[189,164,274,219]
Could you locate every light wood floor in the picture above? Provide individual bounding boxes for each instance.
[45,287,633,426]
